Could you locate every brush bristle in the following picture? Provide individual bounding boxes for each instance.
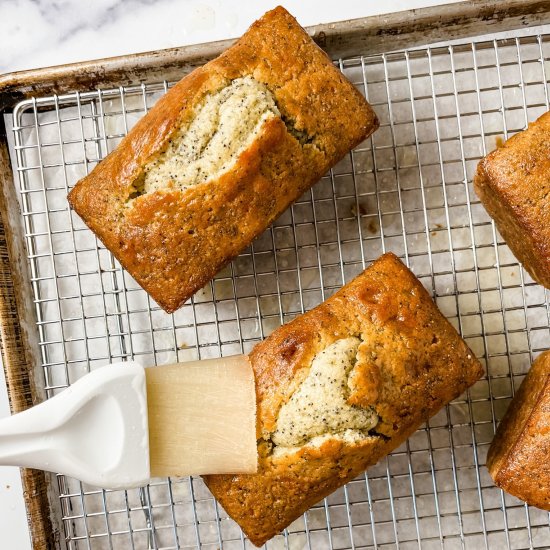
[145,356,257,477]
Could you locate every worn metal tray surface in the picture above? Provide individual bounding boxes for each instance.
[4,22,550,550]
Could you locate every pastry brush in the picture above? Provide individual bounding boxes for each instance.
[0,356,256,489]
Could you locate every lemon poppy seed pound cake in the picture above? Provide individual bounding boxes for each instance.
[68,6,379,313]
[204,253,484,546]
[487,351,550,511]
[474,111,550,289]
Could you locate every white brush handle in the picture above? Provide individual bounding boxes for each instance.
[0,362,150,489]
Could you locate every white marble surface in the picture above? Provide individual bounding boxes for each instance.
[0,0,463,74]
[0,1,462,548]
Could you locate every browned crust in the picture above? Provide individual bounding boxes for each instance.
[67,6,379,313]
[473,111,550,288]
[204,253,483,546]
[487,351,550,510]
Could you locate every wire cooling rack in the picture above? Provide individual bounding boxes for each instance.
[5,28,550,550]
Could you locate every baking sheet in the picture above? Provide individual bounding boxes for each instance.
[6,29,550,549]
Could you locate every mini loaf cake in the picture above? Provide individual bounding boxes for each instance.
[204,253,483,546]
[487,351,550,510]
[474,111,550,288]
[68,7,379,313]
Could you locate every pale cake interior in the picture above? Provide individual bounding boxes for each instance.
[272,338,379,455]
[129,77,280,200]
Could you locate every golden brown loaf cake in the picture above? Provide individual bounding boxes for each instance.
[474,111,550,288]
[67,7,379,313]
[204,253,483,546]
[486,351,550,511]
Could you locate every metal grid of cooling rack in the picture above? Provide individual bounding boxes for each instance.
[6,29,550,550]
